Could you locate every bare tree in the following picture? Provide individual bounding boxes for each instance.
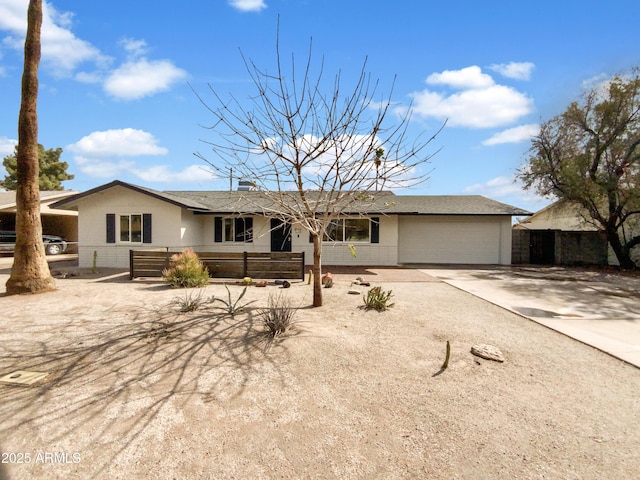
[196,34,441,306]
[6,0,56,295]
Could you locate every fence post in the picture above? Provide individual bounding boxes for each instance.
[301,251,305,281]
[129,249,134,280]
[243,251,248,277]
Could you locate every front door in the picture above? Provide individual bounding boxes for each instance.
[270,219,292,252]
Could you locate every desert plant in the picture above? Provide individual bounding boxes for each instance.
[162,248,210,288]
[212,284,255,316]
[441,340,451,370]
[170,289,211,313]
[259,292,296,338]
[363,286,395,311]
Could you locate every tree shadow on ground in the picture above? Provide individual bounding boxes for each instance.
[0,298,289,477]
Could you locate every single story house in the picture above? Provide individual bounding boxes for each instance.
[513,200,639,266]
[0,190,79,251]
[50,180,531,270]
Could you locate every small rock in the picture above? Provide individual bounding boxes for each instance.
[347,289,360,295]
[471,344,504,363]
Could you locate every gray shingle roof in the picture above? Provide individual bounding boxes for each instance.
[51,180,531,216]
[165,190,530,215]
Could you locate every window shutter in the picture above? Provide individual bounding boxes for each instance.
[106,214,116,243]
[214,217,222,242]
[142,214,152,243]
[371,217,380,244]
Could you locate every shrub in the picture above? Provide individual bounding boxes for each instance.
[363,286,395,311]
[162,248,210,288]
[212,284,255,316]
[170,288,211,313]
[259,292,296,338]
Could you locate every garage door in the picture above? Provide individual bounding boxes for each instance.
[398,216,502,264]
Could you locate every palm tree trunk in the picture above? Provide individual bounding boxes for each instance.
[6,0,55,295]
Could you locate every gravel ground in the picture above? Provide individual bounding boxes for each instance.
[0,265,638,479]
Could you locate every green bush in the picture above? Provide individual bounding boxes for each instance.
[162,248,210,288]
[363,286,395,312]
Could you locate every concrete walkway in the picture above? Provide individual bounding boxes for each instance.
[421,266,640,368]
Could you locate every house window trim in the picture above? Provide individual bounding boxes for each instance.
[118,213,144,244]
[221,216,254,243]
[323,217,372,244]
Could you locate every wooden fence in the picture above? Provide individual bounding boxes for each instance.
[130,250,305,280]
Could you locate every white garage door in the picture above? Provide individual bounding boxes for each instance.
[398,216,502,264]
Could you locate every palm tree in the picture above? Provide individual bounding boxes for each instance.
[6,0,56,295]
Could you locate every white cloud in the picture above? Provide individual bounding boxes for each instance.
[67,128,168,157]
[426,66,494,89]
[482,124,540,146]
[66,129,216,184]
[0,0,109,77]
[404,66,534,129]
[463,175,547,211]
[73,155,135,179]
[74,71,101,84]
[229,0,267,12]
[464,176,523,197]
[131,164,215,183]
[120,37,149,58]
[0,136,17,156]
[489,62,535,81]
[0,2,185,100]
[104,58,187,100]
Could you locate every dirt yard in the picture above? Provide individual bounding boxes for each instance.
[0,263,638,479]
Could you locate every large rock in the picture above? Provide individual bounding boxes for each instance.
[471,344,505,362]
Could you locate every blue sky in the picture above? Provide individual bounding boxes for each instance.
[0,0,638,213]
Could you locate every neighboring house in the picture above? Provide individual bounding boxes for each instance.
[0,190,79,251]
[50,180,530,270]
[513,200,640,266]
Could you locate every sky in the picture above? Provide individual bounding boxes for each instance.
[0,0,639,214]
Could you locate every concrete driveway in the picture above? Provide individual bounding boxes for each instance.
[422,266,640,368]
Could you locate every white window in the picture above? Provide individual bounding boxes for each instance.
[119,214,143,243]
[224,217,253,243]
[324,218,371,242]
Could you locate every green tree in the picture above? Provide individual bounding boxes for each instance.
[6,0,56,295]
[518,70,640,269]
[1,144,73,190]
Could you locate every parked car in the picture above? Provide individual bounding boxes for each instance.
[0,231,68,255]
